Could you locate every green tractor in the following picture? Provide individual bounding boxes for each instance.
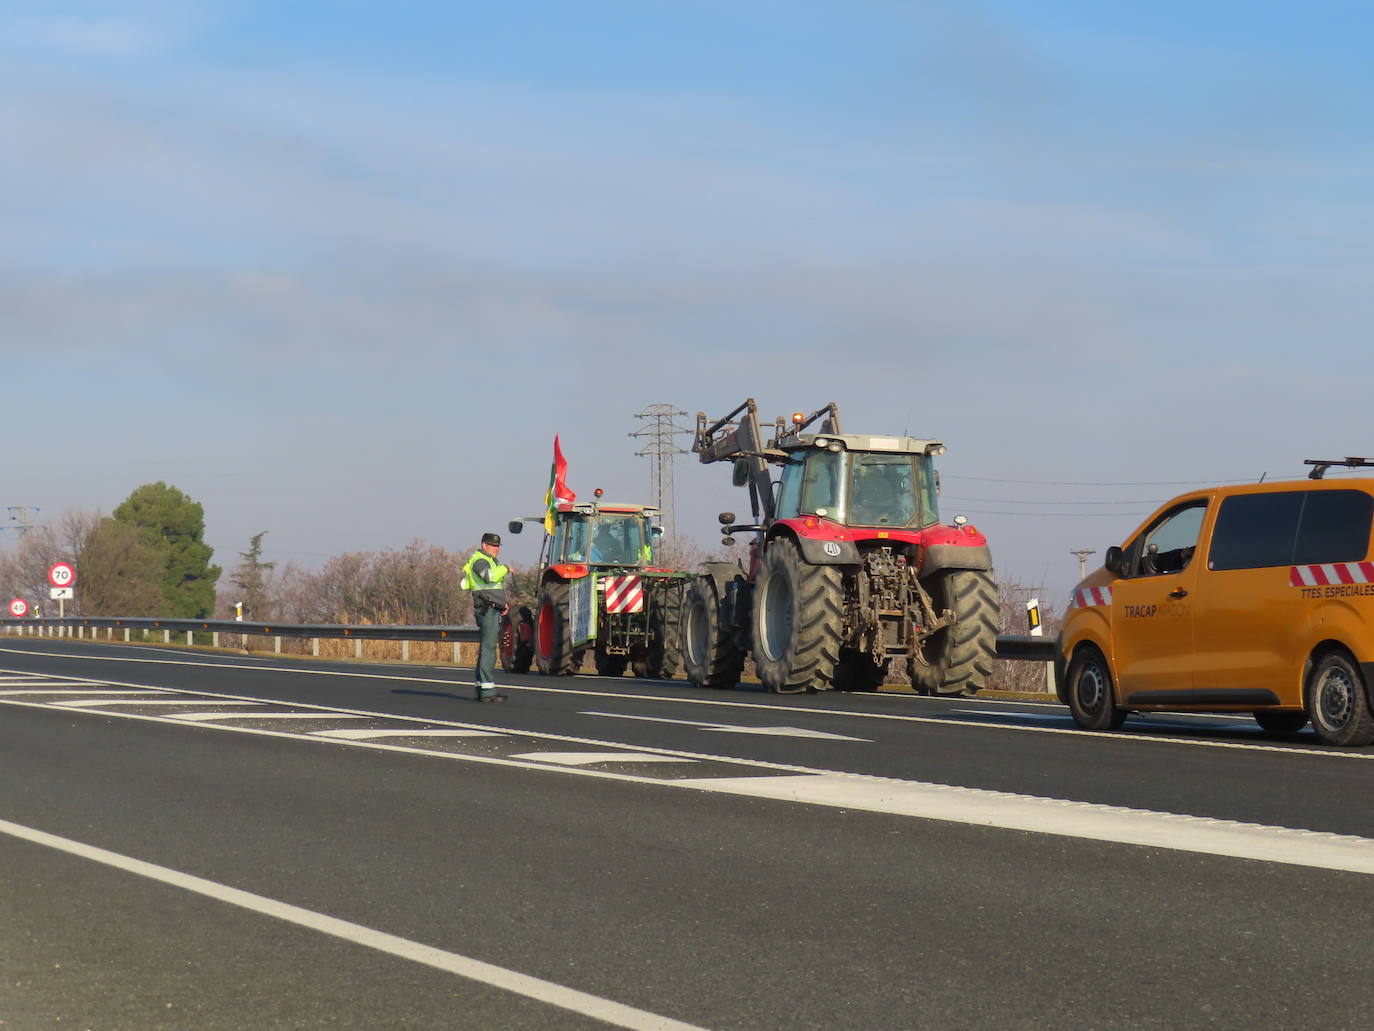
[499,496,691,679]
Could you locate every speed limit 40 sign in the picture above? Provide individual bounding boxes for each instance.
[48,562,76,589]
[8,598,28,617]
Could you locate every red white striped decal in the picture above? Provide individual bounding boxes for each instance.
[603,575,645,613]
[1072,586,1113,609]
[1289,562,1374,587]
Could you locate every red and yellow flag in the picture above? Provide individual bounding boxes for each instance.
[544,435,576,533]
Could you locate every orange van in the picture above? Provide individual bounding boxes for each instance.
[1059,462,1374,745]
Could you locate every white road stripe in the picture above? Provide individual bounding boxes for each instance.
[581,711,869,741]
[0,688,159,696]
[312,728,504,740]
[165,711,369,721]
[12,648,1365,763]
[511,752,697,766]
[679,774,1374,876]
[0,817,709,1031]
[48,699,240,708]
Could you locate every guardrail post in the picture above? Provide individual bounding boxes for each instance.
[186,630,192,646]
[402,640,410,662]
[355,639,362,660]
[275,636,282,654]
[452,641,460,664]
[212,631,219,648]
[312,638,320,657]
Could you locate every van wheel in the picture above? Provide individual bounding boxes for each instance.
[1066,646,1127,731]
[1253,710,1308,735]
[1305,652,1374,746]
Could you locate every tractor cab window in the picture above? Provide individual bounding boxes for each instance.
[776,455,804,520]
[563,518,589,562]
[590,514,644,566]
[799,450,844,520]
[849,454,918,527]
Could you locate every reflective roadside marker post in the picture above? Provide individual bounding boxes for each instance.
[1026,598,1054,695]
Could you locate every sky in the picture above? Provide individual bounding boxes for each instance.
[4,0,1372,607]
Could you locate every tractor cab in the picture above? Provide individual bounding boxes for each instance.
[773,433,946,529]
[545,502,661,569]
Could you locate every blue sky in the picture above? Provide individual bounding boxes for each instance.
[4,0,1372,603]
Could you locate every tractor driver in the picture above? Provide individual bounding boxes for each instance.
[853,461,914,526]
[591,520,633,565]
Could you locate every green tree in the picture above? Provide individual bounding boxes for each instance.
[113,482,222,618]
[229,531,276,620]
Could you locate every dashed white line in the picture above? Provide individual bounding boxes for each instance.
[511,751,698,766]
[165,711,369,721]
[312,728,503,740]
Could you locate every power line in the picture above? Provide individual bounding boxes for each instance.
[2,506,43,540]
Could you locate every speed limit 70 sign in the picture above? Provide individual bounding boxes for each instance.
[48,562,76,588]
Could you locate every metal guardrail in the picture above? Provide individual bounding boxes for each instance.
[994,634,1058,662]
[0,616,479,640]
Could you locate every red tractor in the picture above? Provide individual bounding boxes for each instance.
[683,399,998,694]
[499,496,689,679]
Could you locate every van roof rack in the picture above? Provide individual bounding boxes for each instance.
[1305,457,1374,479]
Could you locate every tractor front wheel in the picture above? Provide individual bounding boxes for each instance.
[682,577,745,689]
[910,568,998,696]
[752,539,843,693]
[632,584,683,680]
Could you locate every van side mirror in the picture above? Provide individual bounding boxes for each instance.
[1104,545,1124,576]
[732,460,750,487]
[507,520,523,535]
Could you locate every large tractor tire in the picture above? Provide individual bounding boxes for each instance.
[499,605,535,674]
[910,568,998,696]
[632,585,683,680]
[752,539,843,694]
[535,580,577,676]
[682,577,745,689]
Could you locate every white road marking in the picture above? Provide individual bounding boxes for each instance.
[581,711,869,741]
[165,711,369,721]
[511,752,698,766]
[679,773,1374,876]
[5,668,1374,874]
[7,647,1364,761]
[0,688,163,696]
[0,817,709,1031]
[312,728,504,739]
[48,699,242,708]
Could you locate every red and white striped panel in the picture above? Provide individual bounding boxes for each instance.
[1289,562,1374,587]
[1072,586,1113,609]
[603,575,645,613]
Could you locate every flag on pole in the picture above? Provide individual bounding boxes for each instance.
[544,435,575,533]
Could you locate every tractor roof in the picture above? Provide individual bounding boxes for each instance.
[776,432,946,456]
[567,502,661,517]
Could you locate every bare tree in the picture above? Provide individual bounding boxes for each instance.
[79,519,166,616]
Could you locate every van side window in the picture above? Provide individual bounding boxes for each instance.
[1208,492,1304,571]
[1129,501,1206,577]
[1294,490,1374,565]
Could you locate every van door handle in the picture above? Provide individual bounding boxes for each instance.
[1169,587,1189,599]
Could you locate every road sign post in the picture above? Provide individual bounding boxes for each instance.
[48,563,76,620]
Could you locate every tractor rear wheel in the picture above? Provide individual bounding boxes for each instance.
[499,605,534,674]
[682,577,745,689]
[633,584,683,679]
[535,580,576,676]
[910,568,998,696]
[752,539,843,693]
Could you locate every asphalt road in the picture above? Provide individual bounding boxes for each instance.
[3,636,1374,1030]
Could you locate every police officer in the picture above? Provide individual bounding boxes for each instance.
[462,532,510,702]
